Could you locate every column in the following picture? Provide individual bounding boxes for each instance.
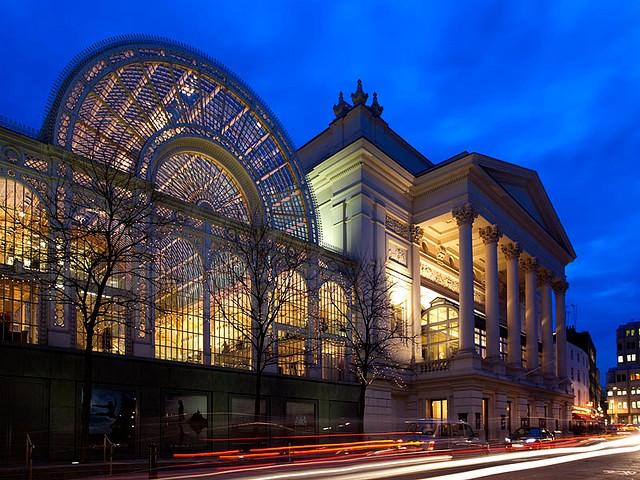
[410,224,424,364]
[501,243,521,368]
[479,225,502,361]
[553,280,569,380]
[538,269,554,378]
[520,257,539,372]
[452,203,478,354]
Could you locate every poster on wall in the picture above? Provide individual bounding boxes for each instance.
[163,394,209,449]
[89,387,136,451]
[285,399,317,437]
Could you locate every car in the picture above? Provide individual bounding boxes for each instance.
[505,426,555,449]
[397,420,489,452]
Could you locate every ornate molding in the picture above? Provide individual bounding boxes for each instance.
[388,244,408,266]
[501,242,521,260]
[478,225,502,245]
[420,261,484,306]
[410,224,424,244]
[519,256,538,272]
[537,268,553,287]
[552,279,569,295]
[386,216,410,240]
[452,203,478,226]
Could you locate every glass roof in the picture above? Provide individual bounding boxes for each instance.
[43,36,317,242]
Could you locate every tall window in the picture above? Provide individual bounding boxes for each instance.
[431,399,448,420]
[422,298,459,361]
[155,237,203,363]
[210,252,251,369]
[76,296,126,354]
[319,281,347,381]
[275,270,307,376]
[0,179,46,344]
[0,178,47,272]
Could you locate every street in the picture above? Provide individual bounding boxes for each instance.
[80,434,640,480]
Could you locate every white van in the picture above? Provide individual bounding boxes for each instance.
[398,420,489,452]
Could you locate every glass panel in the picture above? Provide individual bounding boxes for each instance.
[155,237,204,364]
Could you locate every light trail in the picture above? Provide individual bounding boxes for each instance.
[144,435,640,480]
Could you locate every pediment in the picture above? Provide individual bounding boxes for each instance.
[475,157,575,258]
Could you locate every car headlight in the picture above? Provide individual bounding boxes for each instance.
[525,438,536,443]
[505,437,511,443]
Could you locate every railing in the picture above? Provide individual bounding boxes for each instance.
[417,359,450,373]
[26,434,34,480]
[103,434,115,475]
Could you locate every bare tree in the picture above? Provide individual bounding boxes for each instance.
[4,150,162,461]
[329,257,413,433]
[208,222,311,426]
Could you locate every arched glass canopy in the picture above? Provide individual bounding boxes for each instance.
[42,35,318,242]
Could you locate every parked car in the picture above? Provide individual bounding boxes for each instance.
[505,426,555,449]
[397,420,489,452]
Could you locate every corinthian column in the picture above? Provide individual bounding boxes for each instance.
[453,203,478,354]
[479,225,502,361]
[538,269,555,378]
[520,257,539,372]
[553,280,569,380]
[502,243,522,368]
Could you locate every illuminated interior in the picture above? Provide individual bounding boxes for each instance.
[155,236,204,363]
[0,178,45,344]
[319,281,347,381]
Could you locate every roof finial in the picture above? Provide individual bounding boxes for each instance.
[333,91,351,117]
[351,79,368,106]
[369,92,383,117]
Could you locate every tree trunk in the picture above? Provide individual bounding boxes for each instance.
[358,381,367,434]
[80,335,94,462]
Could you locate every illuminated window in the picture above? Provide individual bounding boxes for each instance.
[422,298,458,361]
[319,281,347,381]
[0,277,39,344]
[76,295,126,355]
[431,399,448,420]
[0,178,47,272]
[210,252,251,369]
[155,237,204,364]
[275,270,307,376]
[474,327,486,358]
[619,355,624,364]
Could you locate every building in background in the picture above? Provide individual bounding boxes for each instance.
[606,321,640,424]
[0,36,576,463]
[566,327,601,431]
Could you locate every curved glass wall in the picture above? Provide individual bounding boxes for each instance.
[47,38,318,242]
[155,237,203,363]
[155,152,250,222]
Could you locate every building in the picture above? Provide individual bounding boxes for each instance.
[0,36,576,463]
[606,321,640,424]
[566,327,601,429]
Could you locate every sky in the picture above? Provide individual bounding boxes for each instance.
[0,0,638,378]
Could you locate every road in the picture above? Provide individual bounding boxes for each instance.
[85,434,640,480]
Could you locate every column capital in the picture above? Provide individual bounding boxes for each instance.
[537,268,553,287]
[519,256,538,273]
[479,224,502,244]
[501,242,521,260]
[552,280,569,294]
[452,203,479,226]
[410,224,424,244]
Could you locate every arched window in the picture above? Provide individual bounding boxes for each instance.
[275,270,307,376]
[319,281,347,381]
[422,298,459,361]
[0,178,46,344]
[210,252,251,369]
[155,237,203,363]
[155,152,250,223]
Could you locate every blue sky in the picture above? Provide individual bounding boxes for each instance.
[1,1,639,377]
